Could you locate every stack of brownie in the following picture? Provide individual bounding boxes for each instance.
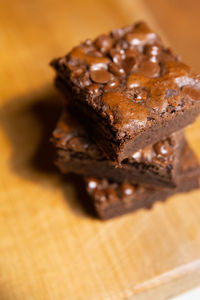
[50,22,200,219]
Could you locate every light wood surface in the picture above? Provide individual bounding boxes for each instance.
[0,1,200,299]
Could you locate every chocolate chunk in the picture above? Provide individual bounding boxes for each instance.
[88,57,109,71]
[90,69,112,84]
[122,57,136,73]
[104,79,119,92]
[154,140,173,157]
[125,49,139,58]
[109,63,125,77]
[138,61,160,78]
[87,84,101,96]
[69,46,86,60]
[109,48,125,64]
[125,32,146,46]
[95,34,113,53]
[87,50,103,58]
[127,74,149,88]
[121,183,135,196]
[94,189,107,203]
[145,44,161,56]
[125,29,156,47]
[78,72,91,88]
[87,178,100,190]
[70,67,85,78]
[104,187,117,203]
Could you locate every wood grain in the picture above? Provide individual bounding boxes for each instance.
[0,1,200,299]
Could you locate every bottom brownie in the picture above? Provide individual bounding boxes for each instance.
[85,145,200,219]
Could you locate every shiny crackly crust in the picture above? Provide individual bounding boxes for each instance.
[51,22,200,137]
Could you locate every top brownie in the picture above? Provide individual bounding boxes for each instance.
[51,22,200,163]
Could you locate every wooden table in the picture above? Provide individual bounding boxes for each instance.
[0,0,200,299]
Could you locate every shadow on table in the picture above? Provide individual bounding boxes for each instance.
[0,85,96,218]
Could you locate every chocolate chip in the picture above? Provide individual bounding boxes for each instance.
[125,28,157,47]
[121,183,135,196]
[145,44,161,56]
[78,72,91,88]
[69,46,85,60]
[109,48,125,64]
[70,67,85,78]
[138,61,160,78]
[104,79,119,92]
[131,150,142,161]
[127,74,149,88]
[87,84,101,96]
[86,56,109,70]
[90,69,112,84]
[104,188,117,203]
[153,140,173,157]
[109,63,125,77]
[87,50,103,57]
[125,32,145,46]
[125,49,139,58]
[67,60,79,71]
[122,56,136,73]
[181,85,200,101]
[87,178,100,190]
[95,34,113,53]
[115,39,129,51]
[94,190,107,203]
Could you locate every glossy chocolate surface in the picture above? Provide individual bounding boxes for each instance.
[51,22,200,137]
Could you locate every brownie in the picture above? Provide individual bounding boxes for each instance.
[52,109,185,187]
[51,22,200,163]
[84,145,200,219]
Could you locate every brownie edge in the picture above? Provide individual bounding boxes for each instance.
[52,109,185,188]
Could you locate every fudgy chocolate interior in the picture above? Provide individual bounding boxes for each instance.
[52,110,182,168]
